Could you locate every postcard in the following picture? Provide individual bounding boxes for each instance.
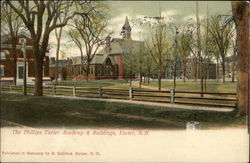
[1,1,249,162]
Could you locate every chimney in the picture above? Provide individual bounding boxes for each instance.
[105,36,111,53]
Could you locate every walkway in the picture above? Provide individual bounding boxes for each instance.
[48,94,234,112]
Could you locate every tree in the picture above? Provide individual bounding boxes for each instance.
[1,2,24,85]
[67,2,110,82]
[145,21,171,91]
[144,51,155,84]
[122,39,137,87]
[229,39,237,83]
[6,1,94,96]
[135,42,145,88]
[207,15,234,83]
[231,1,249,115]
[54,4,70,84]
[177,25,194,82]
[200,13,214,93]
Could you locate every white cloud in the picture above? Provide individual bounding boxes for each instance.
[162,9,177,17]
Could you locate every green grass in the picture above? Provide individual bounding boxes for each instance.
[141,80,237,92]
[52,80,236,92]
[53,80,135,89]
[1,94,245,129]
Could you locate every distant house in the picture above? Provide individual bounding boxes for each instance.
[64,16,144,80]
[0,33,50,85]
[219,56,237,81]
[49,57,68,81]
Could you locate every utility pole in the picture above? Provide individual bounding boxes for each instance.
[196,1,203,97]
[173,28,179,90]
[21,42,27,96]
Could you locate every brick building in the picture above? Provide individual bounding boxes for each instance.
[64,16,143,80]
[0,34,50,85]
[49,57,68,81]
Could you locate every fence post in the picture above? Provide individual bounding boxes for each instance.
[129,87,133,100]
[99,87,103,98]
[170,89,175,103]
[52,85,56,95]
[73,86,76,97]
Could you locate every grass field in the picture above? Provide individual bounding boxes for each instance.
[53,80,237,92]
[1,94,245,129]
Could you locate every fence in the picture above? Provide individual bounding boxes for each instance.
[0,85,236,108]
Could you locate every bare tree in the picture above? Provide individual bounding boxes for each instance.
[67,3,110,82]
[6,1,94,96]
[145,22,171,91]
[177,25,194,83]
[122,41,137,87]
[144,51,155,84]
[135,42,145,88]
[54,4,70,84]
[1,2,24,85]
[207,15,234,83]
[229,40,237,83]
[231,1,249,115]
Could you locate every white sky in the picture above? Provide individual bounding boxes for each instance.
[47,1,232,59]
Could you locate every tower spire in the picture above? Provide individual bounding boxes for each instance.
[121,16,132,39]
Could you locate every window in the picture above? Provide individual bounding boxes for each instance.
[19,38,26,45]
[0,66,4,76]
[104,65,112,75]
[78,67,83,75]
[1,52,6,60]
[88,67,93,75]
[70,67,74,76]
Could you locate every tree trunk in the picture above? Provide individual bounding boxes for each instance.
[86,64,89,82]
[232,63,235,83]
[12,39,17,85]
[55,25,63,85]
[221,57,226,83]
[158,73,161,91]
[216,58,220,80]
[182,62,186,83]
[158,68,162,91]
[173,63,177,90]
[34,56,44,96]
[200,63,204,97]
[139,73,142,88]
[129,74,132,87]
[194,58,198,81]
[232,1,249,115]
[55,37,61,84]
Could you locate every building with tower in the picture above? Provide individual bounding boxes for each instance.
[121,16,132,39]
[62,16,144,80]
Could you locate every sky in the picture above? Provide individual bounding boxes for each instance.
[48,1,232,59]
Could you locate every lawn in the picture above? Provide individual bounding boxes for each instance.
[53,80,133,89]
[1,94,245,129]
[141,80,237,92]
[53,80,237,92]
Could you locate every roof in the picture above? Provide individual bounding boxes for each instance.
[70,38,144,66]
[49,59,68,68]
[70,56,83,65]
[1,33,31,44]
[122,16,131,30]
[97,38,144,55]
